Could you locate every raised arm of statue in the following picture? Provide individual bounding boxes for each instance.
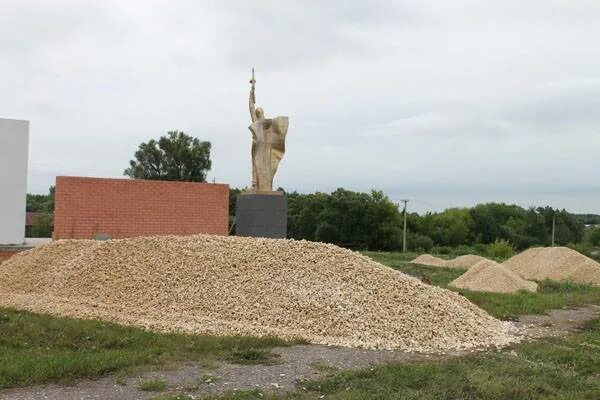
[249,68,257,122]
[249,86,257,123]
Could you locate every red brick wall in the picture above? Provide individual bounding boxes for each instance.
[54,176,229,239]
[0,248,28,262]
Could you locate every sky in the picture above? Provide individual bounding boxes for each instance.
[1,0,599,214]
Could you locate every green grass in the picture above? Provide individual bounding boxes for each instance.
[365,251,600,320]
[0,308,290,389]
[205,319,600,399]
[227,347,281,365]
[297,321,600,399]
[139,378,168,391]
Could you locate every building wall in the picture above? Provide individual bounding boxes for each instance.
[0,118,29,245]
[54,176,229,239]
[0,247,31,262]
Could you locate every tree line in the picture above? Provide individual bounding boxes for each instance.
[278,188,599,253]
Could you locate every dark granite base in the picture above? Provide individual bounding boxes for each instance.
[235,193,287,238]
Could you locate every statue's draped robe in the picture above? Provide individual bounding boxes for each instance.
[249,116,288,192]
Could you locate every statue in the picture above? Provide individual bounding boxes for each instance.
[248,69,289,192]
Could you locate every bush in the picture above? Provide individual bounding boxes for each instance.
[31,213,53,238]
[431,246,452,255]
[407,233,433,252]
[454,245,478,256]
[487,239,515,259]
[566,242,592,258]
[584,227,600,247]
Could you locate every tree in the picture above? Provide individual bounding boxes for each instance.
[31,213,53,238]
[124,131,211,182]
[26,186,55,212]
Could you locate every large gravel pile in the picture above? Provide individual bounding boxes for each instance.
[503,247,600,286]
[0,235,518,352]
[450,260,538,294]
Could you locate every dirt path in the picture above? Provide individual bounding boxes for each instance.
[1,305,598,400]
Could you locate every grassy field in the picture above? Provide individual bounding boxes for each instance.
[0,308,291,389]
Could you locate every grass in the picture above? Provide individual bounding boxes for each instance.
[365,251,600,320]
[139,378,168,391]
[292,319,600,399]
[0,308,290,389]
[202,319,600,400]
[227,347,281,365]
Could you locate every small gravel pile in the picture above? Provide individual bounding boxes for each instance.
[445,255,491,270]
[0,235,518,352]
[503,247,600,286]
[450,260,538,294]
[410,254,448,267]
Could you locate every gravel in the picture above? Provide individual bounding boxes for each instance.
[0,235,518,353]
[411,254,493,270]
[410,254,448,267]
[445,255,491,269]
[502,246,600,286]
[450,260,538,293]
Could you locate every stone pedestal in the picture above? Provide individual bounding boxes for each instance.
[235,192,287,238]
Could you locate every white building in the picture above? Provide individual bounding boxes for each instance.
[0,118,29,245]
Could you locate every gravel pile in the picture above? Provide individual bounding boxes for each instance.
[0,235,518,352]
[410,254,448,267]
[410,254,493,270]
[450,260,538,294]
[503,247,600,286]
[445,255,491,270]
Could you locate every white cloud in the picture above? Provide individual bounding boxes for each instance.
[1,0,599,213]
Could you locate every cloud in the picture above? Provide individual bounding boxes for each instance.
[1,0,599,213]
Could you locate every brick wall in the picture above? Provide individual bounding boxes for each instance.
[54,176,229,239]
[0,248,28,262]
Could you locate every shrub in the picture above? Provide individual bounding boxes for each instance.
[566,242,592,258]
[31,213,53,238]
[487,239,515,259]
[584,227,600,247]
[431,246,452,255]
[407,233,434,252]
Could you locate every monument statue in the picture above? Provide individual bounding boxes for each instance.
[248,69,289,192]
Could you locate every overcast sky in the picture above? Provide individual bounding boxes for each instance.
[2,0,599,213]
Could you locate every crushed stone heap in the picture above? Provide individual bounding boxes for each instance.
[450,260,538,294]
[445,254,492,270]
[503,246,600,286]
[0,235,518,352]
[410,254,448,267]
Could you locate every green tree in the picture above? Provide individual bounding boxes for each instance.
[31,213,53,238]
[287,188,403,250]
[585,228,600,246]
[124,131,211,182]
[26,186,55,212]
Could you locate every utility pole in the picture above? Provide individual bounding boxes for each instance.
[551,212,556,247]
[400,199,409,253]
